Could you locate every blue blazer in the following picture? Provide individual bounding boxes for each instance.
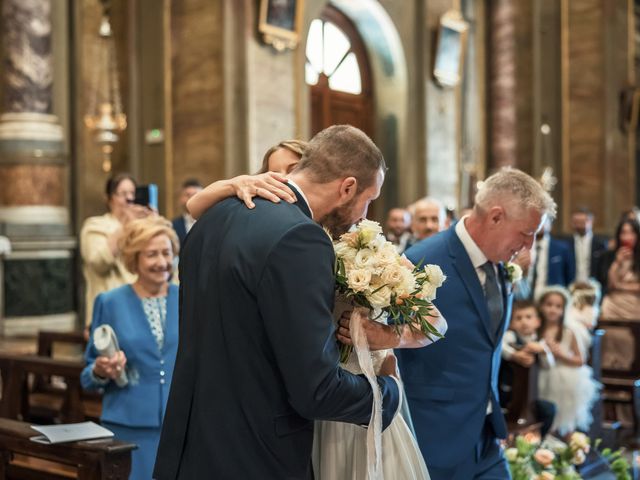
[546,237,575,286]
[172,216,187,249]
[81,284,179,428]
[398,226,511,469]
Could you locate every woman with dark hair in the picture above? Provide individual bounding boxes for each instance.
[80,174,152,328]
[600,218,640,319]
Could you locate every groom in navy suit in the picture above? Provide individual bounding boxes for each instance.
[398,169,557,479]
[154,125,400,479]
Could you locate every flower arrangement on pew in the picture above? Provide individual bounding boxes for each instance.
[506,432,631,480]
[333,219,445,362]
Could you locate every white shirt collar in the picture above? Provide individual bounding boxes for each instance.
[454,215,488,269]
[285,179,314,218]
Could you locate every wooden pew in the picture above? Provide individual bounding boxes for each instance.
[31,331,101,422]
[597,319,640,439]
[0,353,92,424]
[0,417,135,479]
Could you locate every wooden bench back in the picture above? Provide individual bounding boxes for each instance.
[0,417,135,479]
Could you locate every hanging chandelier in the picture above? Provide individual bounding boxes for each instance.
[84,0,126,173]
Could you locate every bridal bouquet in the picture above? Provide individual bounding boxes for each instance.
[333,219,445,362]
[506,433,631,480]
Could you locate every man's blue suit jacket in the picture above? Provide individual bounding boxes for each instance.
[398,226,512,469]
[545,237,575,287]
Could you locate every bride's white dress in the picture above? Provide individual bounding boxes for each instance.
[312,346,430,479]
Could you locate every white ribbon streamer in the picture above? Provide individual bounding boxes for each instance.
[350,307,383,480]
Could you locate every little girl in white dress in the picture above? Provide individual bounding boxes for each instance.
[536,286,600,436]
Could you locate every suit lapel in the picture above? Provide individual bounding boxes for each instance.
[447,232,494,343]
[496,263,511,341]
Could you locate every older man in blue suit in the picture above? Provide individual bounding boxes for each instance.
[398,168,557,479]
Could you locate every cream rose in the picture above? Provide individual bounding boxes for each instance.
[533,449,555,467]
[347,269,372,292]
[354,248,377,270]
[334,243,358,263]
[381,265,405,287]
[569,432,590,453]
[421,282,438,302]
[367,285,392,309]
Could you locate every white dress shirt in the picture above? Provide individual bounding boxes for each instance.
[573,233,592,282]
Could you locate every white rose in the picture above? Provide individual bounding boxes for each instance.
[423,264,446,287]
[396,268,417,297]
[358,219,383,244]
[334,243,358,263]
[507,262,523,283]
[367,285,392,309]
[421,282,438,302]
[505,448,518,462]
[347,269,372,292]
[376,243,399,266]
[354,248,378,270]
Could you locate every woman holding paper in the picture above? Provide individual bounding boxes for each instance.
[81,216,179,480]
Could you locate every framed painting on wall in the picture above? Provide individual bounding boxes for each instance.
[433,10,469,88]
[258,0,304,52]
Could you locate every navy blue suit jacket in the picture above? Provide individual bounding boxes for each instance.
[171,216,187,249]
[545,237,575,286]
[562,234,608,283]
[398,226,511,469]
[154,186,400,479]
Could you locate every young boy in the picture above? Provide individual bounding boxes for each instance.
[499,300,556,437]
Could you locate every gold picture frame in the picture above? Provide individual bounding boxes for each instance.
[433,10,469,88]
[258,0,304,52]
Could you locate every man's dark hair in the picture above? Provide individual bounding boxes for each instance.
[295,125,386,193]
[181,178,202,190]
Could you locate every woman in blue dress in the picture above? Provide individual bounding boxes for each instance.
[81,216,179,480]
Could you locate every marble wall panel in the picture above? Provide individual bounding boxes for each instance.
[0,164,64,206]
[168,0,224,217]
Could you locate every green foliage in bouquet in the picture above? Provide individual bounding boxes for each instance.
[333,220,445,363]
[506,433,631,480]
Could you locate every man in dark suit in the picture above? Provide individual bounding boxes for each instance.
[171,178,202,249]
[563,207,608,284]
[528,219,575,299]
[154,125,400,479]
[398,168,557,479]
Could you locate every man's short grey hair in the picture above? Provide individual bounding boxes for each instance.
[475,167,557,219]
[408,197,446,224]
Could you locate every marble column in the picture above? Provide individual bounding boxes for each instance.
[488,0,517,169]
[0,0,75,337]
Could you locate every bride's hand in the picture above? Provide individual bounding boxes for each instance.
[336,312,401,351]
[230,172,296,209]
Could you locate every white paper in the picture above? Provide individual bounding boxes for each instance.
[30,421,114,444]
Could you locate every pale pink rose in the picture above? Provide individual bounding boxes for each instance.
[533,449,555,467]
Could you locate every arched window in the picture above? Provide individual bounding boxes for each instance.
[304,6,373,137]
